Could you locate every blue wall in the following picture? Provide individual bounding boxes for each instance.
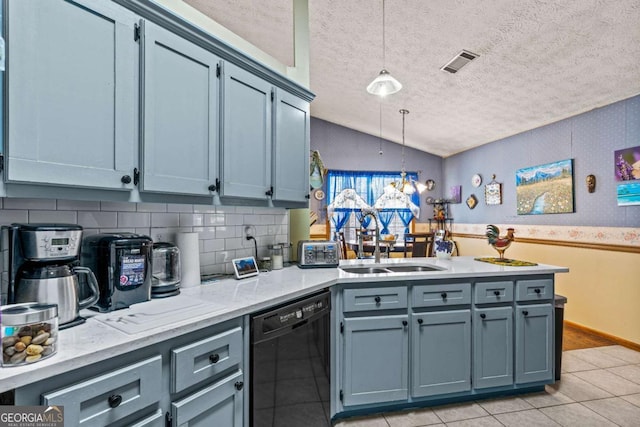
[444,95,640,227]
[310,118,444,222]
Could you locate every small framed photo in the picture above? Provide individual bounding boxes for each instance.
[485,181,502,205]
[232,256,259,279]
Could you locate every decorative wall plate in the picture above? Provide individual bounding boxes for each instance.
[314,189,325,200]
[471,174,482,187]
[466,194,478,209]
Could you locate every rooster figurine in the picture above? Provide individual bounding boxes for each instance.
[486,225,515,259]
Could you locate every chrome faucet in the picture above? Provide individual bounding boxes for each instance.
[359,209,381,263]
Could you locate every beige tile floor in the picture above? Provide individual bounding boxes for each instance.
[334,346,640,427]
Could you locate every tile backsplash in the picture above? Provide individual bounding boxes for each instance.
[0,198,289,275]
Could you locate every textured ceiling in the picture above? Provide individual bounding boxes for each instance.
[184,0,640,157]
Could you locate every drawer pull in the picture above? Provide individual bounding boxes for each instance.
[374,296,381,305]
[235,381,244,391]
[523,310,529,316]
[108,394,122,408]
[209,353,220,364]
[480,313,486,319]
[534,288,541,294]
[441,292,447,299]
[417,318,423,324]
[493,290,500,296]
[402,320,408,326]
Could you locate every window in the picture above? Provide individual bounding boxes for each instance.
[326,170,421,243]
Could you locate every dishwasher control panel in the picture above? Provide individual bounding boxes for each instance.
[297,240,339,268]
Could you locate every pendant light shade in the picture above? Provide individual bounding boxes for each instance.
[367,69,402,97]
[367,0,402,97]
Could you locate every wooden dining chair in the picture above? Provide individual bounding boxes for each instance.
[403,233,434,258]
[335,231,348,259]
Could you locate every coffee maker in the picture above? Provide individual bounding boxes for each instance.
[1,223,100,328]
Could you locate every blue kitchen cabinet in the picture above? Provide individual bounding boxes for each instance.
[272,89,310,203]
[411,310,471,397]
[141,21,220,196]
[5,0,137,190]
[342,315,409,406]
[473,306,514,389]
[221,62,272,201]
[515,303,554,384]
[170,370,244,427]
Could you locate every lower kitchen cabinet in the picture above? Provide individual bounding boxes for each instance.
[42,356,162,426]
[13,318,246,427]
[473,306,513,389]
[342,315,409,406]
[412,310,471,397]
[515,304,554,384]
[334,275,556,419]
[170,370,244,427]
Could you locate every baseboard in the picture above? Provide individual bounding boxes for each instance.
[565,320,640,352]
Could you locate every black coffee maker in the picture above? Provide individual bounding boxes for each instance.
[81,233,153,312]
[0,223,100,329]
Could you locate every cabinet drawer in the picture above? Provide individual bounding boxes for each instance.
[516,279,553,302]
[343,286,407,312]
[171,370,243,427]
[412,283,471,308]
[171,326,243,393]
[42,355,162,426]
[475,281,513,304]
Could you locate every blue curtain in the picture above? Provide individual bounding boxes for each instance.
[327,170,421,208]
[377,209,395,234]
[355,211,372,229]
[397,209,414,233]
[331,210,351,232]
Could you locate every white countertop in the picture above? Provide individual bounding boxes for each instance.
[0,256,568,392]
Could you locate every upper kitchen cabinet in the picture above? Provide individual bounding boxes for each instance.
[272,89,310,204]
[5,0,138,191]
[220,62,272,201]
[141,21,220,196]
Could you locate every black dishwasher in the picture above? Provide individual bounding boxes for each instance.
[250,290,331,427]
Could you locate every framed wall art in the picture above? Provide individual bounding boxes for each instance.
[516,159,574,215]
[484,175,502,205]
[449,185,462,203]
[615,145,640,181]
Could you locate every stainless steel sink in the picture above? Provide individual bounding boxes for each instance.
[340,267,394,274]
[340,264,445,274]
[385,265,443,273]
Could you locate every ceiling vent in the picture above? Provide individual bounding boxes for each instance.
[440,50,479,74]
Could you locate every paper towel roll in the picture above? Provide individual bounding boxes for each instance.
[175,232,201,287]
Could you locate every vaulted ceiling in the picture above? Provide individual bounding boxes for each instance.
[184,0,640,157]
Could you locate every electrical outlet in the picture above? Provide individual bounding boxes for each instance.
[244,225,254,239]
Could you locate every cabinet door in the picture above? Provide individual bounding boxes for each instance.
[272,89,310,203]
[515,304,553,384]
[6,0,137,190]
[342,315,409,406]
[473,306,513,389]
[171,370,243,427]
[411,310,471,397]
[141,21,220,195]
[221,62,272,200]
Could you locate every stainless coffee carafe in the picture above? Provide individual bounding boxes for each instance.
[14,264,99,325]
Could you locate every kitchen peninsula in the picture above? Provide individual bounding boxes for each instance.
[1,257,567,426]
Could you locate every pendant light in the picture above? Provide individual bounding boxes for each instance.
[366,0,402,97]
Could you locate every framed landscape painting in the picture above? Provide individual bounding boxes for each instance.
[516,159,574,215]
